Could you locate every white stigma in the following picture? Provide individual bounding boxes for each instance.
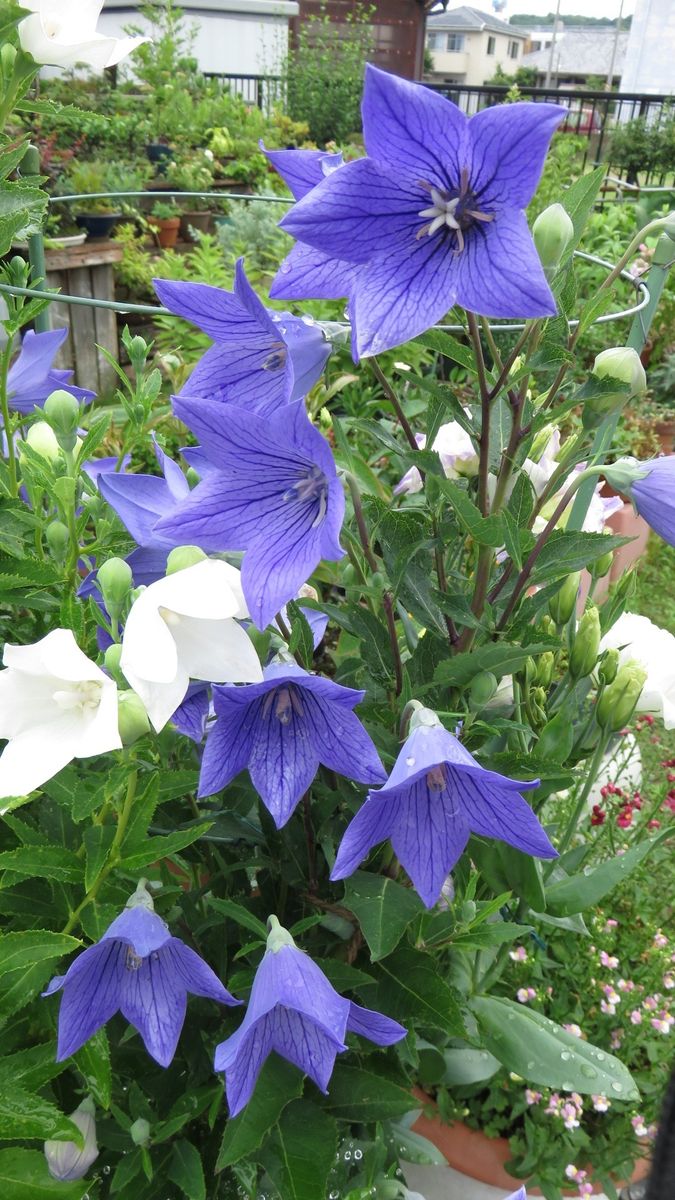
[53,680,102,712]
[418,188,461,239]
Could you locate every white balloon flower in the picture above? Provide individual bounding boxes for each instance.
[0,628,121,803]
[18,1,149,72]
[600,611,675,729]
[120,558,263,733]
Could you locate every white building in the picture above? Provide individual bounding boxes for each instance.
[425,6,529,86]
[521,27,629,89]
[620,0,675,95]
[101,0,298,77]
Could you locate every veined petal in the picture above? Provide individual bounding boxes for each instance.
[119,950,187,1067]
[280,158,423,265]
[248,695,320,826]
[182,344,290,416]
[154,473,278,552]
[98,472,178,547]
[216,1017,274,1117]
[243,509,323,630]
[281,314,332,402]
[6,328,67,403]
[153,275,272,344]
[270,1005,345,1093]
[362,63,467,189]
[389,779,472,907]
[457,768,557,860]
[262,143,343,199]
[172,396,310,477]
[301,691,385,784]
[454,209,557,319]
[269,242,357,303]
[346,1001,406,1046]
[233,258,282,343]
[166,940,239,1005]
[170,615,262,684]
[331,791,398,882]
[101,906,171,956]
[198,689,257,796]
[468,101,567,210]
[53,941,126,1061]
[252,945,348,1034]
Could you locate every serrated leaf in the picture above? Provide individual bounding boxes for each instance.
[546,828,670,917]
[530,530,630,585]
[170,1141,205,1200]
[435,478,505,547]
[560,166,605,263]
[259,1099,337,1200]
[414,328,476,373]
[0,1086,81,1144]
[84,825,114,892]
[376,947,466,1035]
[343,871,423,961]
[217,1057,304,1169]
[0,930,80,973]
[0,180,48,255]
[74,1028,112,1108]
[471,995,639,1098]
[119,822,212,870]
[0,1148,89,1199]
[322,1065,413,1121]
[207,897,268,940]
[432,640,556,690]
[286,600,314,669]
[0,846,83,885]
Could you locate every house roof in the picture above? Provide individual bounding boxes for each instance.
[426,6,528,39]
[522,28,629,76]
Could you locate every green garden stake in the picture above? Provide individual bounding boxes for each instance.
[21,144,50,333]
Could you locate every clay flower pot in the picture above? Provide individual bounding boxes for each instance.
[180,210,214,242]
[411,1089,650,1197]
[149,216,180,249]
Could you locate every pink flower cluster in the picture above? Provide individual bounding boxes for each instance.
[546,1092,584,1130]
[517,987,537,1004]
[632,1114,658,1140]
[510,946,529,962]
[565,1164,593,1197]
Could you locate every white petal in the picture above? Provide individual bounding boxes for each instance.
[171,617,263,683]
[123,664,190,734]
[121,590,179,685]
[0,671,57,740]
[74,677,122,758]
[3,629,105,684]
[146,560,248,621]
[0,718,81,801]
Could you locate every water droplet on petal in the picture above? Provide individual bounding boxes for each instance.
[406,756,416,767]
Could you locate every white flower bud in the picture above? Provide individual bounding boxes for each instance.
[44,1097,98,1182]
[23,420,60,462]
[533,203,574,274]
[593,347,647,398]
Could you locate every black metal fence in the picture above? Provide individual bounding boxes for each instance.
[210,73,672,181]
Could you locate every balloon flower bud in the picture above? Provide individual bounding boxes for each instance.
[596,662,647,732]
[535,652,555,689]
[128,335,148,370]
[586,348,647,426]
[539,614,556,639]
[104,642,124,683]
[468,670,499,712]
[45,520,69,562]
[533,203,574,276]
[23,420,60,462]
[44,1097,98,1182]
[570,606,601,680]
[166,545,207,575]
[537,710,574,763]
[591,544,614,580]
[598,647,619,686]
[43,389,81,453]
[117,690,151,746]
[97,557,133,616]
[549,572,581,626]
[130,1118,151,1148]
[530,687,547,727]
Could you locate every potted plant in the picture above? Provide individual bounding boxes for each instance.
[640,353,675,452]
[166,150,216,241]
[148,199,181,249]
[59,158,124,240]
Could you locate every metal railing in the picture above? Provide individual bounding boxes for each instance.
[203,72,285,115]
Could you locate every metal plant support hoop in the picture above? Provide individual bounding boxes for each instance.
[0,191,653,333]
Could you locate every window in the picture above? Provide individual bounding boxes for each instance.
[446,33,465,52]
[427,31,444,50]
[487,35,495,55]
[509,40,519,59]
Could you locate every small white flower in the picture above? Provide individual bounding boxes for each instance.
[18,0,149,72]
[121,558,262,732]
[600,612,675,729]
[394,416,477,495]
[0,629,121,803]
[44,1097,98,1181]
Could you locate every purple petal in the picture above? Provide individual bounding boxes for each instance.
[82,455,131,485]
[182,342,291,416]
[362,64,467,188]
[198,688,258,796]
[457,768,557,860]
[232,257,281,343]
[389,778,471,907]
[270,242,357,303]
[383,725,477,791]
[51,941,126,1061]
[270,1005,345,1092]
[98,471,179,547]
[331,791,397,882]
[171,683,210,743]
[301,690,386,784]
[125,545,173,587]
[468,101,567,210]
[216,1016,274,1117]
[152,436,190,501]
[6,329,95,413]
[279,314,331,401]
[166,939,240,1005]
[262,143,343,200]
[248,945,348,1033]
[454,209,556,319]
[346,1000,406,1045]
[154,270,273,345]
[118,949,187,1067]
[248,694,320,827]
[242,509,324,630]
[154,471,280,552]
[101,906,172,956]
[632,456,675,545]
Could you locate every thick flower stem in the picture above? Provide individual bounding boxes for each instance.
[466,312,490,517]
[553,736,611,864]
[0,340,18,498]
[62,766,139,936]
[346,472,403,695]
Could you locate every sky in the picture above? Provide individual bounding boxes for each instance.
[508,0,635,18]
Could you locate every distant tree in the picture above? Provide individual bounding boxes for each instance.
[509,12,631,27]
[423,47,435,74]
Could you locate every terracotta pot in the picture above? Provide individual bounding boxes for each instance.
[653,418,675,454]
[411,1090,649,1197]
[149,216,180,249]
[180,210,214,241]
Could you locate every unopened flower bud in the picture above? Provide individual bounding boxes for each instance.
[570,606,601,680]
[468,670,498,711]
[530,686,547,727]
[523,657,537,686]
[117,690,151,745]
[44,1097,98,1182]
[591,542,614,579]
[586,349,647,427]
[166,545,207,575]
[596,662,647,732]
[97,557,132,615]
[45,520,69,562]
[549,572,581,625]
[537,710,574,763]
[533,203,574,275]
[23,420,60,462]
[539,614,556,638]
[0,43,17,80]
[535,652,555,689]
[104,642,124,681]
[43,389,80,453]
[128,335,148,369]
[130,1118,151,1147]
[598,647,619,686]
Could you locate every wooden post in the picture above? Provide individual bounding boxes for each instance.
[44,240,123,397]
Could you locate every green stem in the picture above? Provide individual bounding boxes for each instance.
[0,339,18,497]
[554,737,610,863]
[477,898,528,993]
[345,473,403,696]
[62,766,139,935]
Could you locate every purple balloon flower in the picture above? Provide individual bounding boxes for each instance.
[629,455,675,546]
[331,712,556,907]
[7,328,94,414]
[214,917,405,1116]
[155,397,345,630]
[43,897,239,1067]
[153,259,331,417]
[199,662,386,827]
[262,143,357,305]
[279,65,566,358]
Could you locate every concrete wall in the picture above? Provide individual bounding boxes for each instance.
[428,29,524,86]
[620,0,675,94]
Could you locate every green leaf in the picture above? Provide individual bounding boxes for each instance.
[546,829,670,917]
[415,328,476,373]
[74,1028,112,1108]
[434,479,505,548]
[530,530,630,586]
[432,641,556,690]
[497,844,546,912]
[440,1046,501,1086]
[170,1141,205,1200]
[119,822,212,870]
[0,1148,89,1199]
[84,825,114,892]
[471,995,639,1099]
[286,601,315,669]
[207,897,268,940]
[376,947,466,1035]
[322,1065,414,1121]
[0,1087,81,1143]
[559,166,605,264]
[0,931,80,973]
[0,846,83,885]
[0,180,48,256]
[0,1044,64,1093]
[0,557,61,591]
[217,1057,304,1169]
[342,871,423,961]
[312,958,375,993]
[388,1122,448,1165]
[259,1099,337,1200]
[449,921,530,951]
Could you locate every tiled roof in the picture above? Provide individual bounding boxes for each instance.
[522,28,629,75]
[426,6,528,39]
